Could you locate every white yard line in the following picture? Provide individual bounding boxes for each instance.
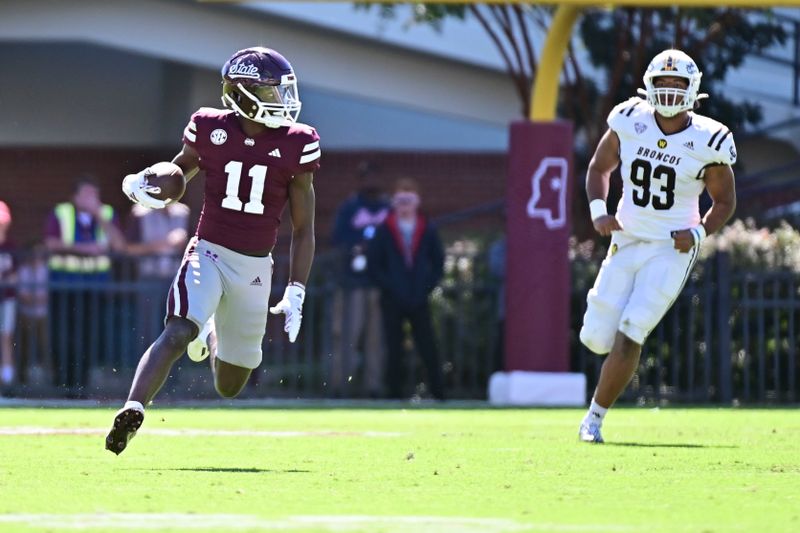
[0,513,636,532]
[0,427,404,437]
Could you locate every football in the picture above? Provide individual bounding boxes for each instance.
[144,161,186,204]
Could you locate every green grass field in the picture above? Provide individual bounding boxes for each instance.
[0,406,798,532]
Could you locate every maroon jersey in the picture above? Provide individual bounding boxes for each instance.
[183,107,321,253]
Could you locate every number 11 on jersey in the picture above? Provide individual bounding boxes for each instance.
[222,160,267,215]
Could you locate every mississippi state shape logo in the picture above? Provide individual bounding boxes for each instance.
[527,157,569,230]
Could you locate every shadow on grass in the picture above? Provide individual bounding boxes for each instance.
[605,442,738,449]
[147,467,311,474]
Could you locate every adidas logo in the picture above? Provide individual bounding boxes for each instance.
[250,276,262,286]
[683,141,694,150]
[268,148,282,158]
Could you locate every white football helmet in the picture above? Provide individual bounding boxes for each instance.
[638,49,707,117]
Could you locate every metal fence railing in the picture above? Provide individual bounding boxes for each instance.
[575,253,800,404]
[2,250,799,403]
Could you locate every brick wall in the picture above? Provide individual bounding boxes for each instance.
[0,148,508,250]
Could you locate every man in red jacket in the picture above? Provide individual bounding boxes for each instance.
[367,178,445,400]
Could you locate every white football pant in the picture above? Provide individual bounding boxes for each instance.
[580,232,698,354]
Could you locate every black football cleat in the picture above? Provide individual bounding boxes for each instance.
[105,405,144,455]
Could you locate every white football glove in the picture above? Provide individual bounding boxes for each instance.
[269,282,306,343]
[122,169,167,210]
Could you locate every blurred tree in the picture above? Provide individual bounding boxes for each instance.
[359,4,786,149]
[359,4,786,236]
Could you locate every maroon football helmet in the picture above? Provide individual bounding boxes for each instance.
[221,47,302,128]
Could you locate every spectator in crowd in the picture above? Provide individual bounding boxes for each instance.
[44,176,125,394]
[329,162,390,397]
[488,232,506,373]
[125,202,190,351]
[0,201,17,389]
[367,178,445,401]
[125,202,190,280]
[16,242,50,386]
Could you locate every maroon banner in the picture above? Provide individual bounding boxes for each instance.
[505,120,574,372]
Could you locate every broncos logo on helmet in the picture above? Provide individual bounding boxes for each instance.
[661,56,678,72]
[637,49,708,118]
[221,47,302,128]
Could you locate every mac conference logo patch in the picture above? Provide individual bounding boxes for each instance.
[657,139,668,149]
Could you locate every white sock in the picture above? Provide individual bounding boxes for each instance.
[124,400,145,412]
[1,365,13,384]
[584,398,608,426]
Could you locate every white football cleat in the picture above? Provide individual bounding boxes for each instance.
[187,316,214,362]
[579,422,605,444]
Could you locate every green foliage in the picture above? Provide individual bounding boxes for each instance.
[699,218,800,272]
[566,219,800,303]
[355,2,467,27]
[577,8,786,139]
[356,4,786,146]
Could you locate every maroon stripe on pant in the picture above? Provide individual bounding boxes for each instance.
[176,258,189,318]
[168,240,196,318]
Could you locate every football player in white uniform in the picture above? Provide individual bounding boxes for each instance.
[578,49,737,443]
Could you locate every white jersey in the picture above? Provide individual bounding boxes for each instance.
[608,97,737,241]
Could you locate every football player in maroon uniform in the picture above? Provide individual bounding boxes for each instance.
[107,47,320,455]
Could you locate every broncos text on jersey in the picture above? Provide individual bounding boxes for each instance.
[182,107,320,253]
[608,97,736,241]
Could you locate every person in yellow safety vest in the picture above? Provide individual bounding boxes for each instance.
[43,176,126,395]
[45,177,126,277]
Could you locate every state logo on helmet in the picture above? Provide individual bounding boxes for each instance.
[221,47,302,128]
[639,49,707,118]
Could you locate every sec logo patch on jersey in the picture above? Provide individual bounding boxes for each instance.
[210,129,228,145]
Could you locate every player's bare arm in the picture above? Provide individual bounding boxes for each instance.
[171,143,201,183]
[287,171,316,285]
[586,129,623,237]
[269,171,316,343]
[701,165,736,234]
[672,165,736,253]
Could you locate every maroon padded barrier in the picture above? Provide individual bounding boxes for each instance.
[505,120,574,372]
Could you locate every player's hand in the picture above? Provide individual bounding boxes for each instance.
[671,229,695,254]
[592,215,623,237]
[122,170,167,210]
[269,282,306,343]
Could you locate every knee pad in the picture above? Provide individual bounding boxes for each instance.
[618,319,647,346]
[579,322,614,355]
[580,296,620,355]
